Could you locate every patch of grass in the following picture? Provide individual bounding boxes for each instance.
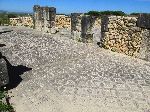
[0,102,13,112]
[0,88,14,112]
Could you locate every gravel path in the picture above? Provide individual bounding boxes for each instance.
[0,27,150,112]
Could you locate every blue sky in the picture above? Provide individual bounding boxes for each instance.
[0,0,150,14]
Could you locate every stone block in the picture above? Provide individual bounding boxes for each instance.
[0,58,9,87]
[71,13,83,31]
[51,28,57,34]
[81,15,101,43]
[101,16,109,32]
[33,5,56,33]
[137,13,150,29]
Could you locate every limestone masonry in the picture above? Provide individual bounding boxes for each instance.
[9,5,150,62]
[32,6,150,61]
[70,13,150,61]
[55,14,71,30]
[10,16,34,28]
[101,15,150,61]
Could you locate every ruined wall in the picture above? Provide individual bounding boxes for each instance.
[33,5,56,33]
[101,15,150,60]
[71,13,150,61]
[55,15,71,30]
[70,13,150,61]
[10,17,34,28]
[33,6,150,61]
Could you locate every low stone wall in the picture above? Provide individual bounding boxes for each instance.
[102,16,142,57]
[55,15,71,30]
[10,17,34,28]
[33,6,150,61]
[101,15,150,60]
[71,13,150,61]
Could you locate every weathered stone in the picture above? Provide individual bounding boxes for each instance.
[9,17,34,28]
[0,58,9,87]
[126,23,135,27]
[132,27,141,32]
[101,16,109,32]
[71,13,83,40]
[138,29,150,60]
[81,15,93,42]
[33,5,56,33]
[50,28,57,34]
[101,16,146,58]
[55,15,71,30]
[137,13,150,29]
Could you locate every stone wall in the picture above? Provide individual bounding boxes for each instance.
[71,13,150,61]
[101,15,150,60]
[10,16,34,28]
[55,15,71,30]
[33,6,150,61]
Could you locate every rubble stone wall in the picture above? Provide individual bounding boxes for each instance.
[101,15,150,60]
[55,15,71,30]
[33,6,150,61]
[10,17,34,28]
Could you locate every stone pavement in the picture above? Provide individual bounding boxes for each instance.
[0,27,150,112]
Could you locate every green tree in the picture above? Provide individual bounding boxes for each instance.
[8,14,17,18]
[85,10,126,16]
